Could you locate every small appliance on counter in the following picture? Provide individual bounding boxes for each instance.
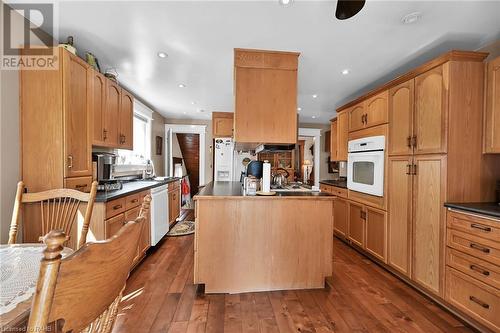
[92,152,122,191]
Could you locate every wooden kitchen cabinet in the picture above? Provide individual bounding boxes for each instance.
[105,213,126,239]
[234,49,299,145]
[324,130,331,153]
[413,154,446,296]
[484,55,500,153]
[125,205,151,265]
[414,65,448,154]
[63,51,93,178]
[387,156,413,276]
[348,201,365,248]
[348,91,388,133]
[348,102,365,132]
[90,71,107,146]
[336,111,349,161]
[103,80,121,147]
[169,182,181,226]
[212,112,234,137]
[333,197,348,238]
[330,120,337,160]
[119,89,134,149]
[365,207,387,262]
[389,79,414,156]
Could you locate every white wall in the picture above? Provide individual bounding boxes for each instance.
[300,123,335,181]
[0,6,23,243]
[150,111,166,176]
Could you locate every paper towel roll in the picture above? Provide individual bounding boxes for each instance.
[262,160,271,193]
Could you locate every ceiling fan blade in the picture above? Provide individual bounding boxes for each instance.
[335,0,366,20]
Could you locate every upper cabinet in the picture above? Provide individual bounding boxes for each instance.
[414,65,448,154]
[119,89,134,150]
[484,55,500,153]
[63,51,93,178]
[104,81,121,147]
[91,71,107,146]
[212,112,234,137]
[330,120,338,160]
[330,111,349,162]
[348,91,388,133]
[234,49,299,145]
[388,79,414,156]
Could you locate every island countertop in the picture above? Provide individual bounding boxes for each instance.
[195,181,334,199]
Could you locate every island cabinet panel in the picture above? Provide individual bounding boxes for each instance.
[484,55,500,153]
[387,156,413,276]
[63,50,92,178]
[412,155,446,296]
[348,201,365,248]
[414,64,448,155]
[333,197,348,238]
[212,112,234,137]
[389,79,414,156]
[234,49,299,144]
[194,198,333,294]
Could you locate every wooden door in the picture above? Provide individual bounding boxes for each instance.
[330,120,338,161]
[414,65,448,154]
[484,56,500,153]
[387,156,413,276]
[105,213,125,239]
[337,111,349,161]
[348,103,365,132]
[365,207,387,262]
[63,52,92,178]
[212,112,234,137]
[333,197,348,237]
[119,89,134,150]
[348,201,365,248]
[234,67,297,144]
[90,71,107,146]
[364,90,388,128]
[413,154,446,296]
[389,80,414,156]
[105,80,121,147]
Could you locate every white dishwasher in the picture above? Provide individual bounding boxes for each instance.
[150,184,169,246]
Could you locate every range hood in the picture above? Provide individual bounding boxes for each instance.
[255,144,296,153]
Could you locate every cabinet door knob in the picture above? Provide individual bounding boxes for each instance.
[407,136,412,148]
[67,155,73,169]
[406,164,411,175]
[411,135,417,148]
[103,129,108,140]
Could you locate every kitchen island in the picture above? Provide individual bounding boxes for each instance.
[193,181,334,293]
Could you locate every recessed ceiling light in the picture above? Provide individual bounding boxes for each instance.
[401,12,421,24]
[157,52,168,58]
[312,115,316,119]
[183,112,187,114]
[312,94,318,98]
[197,109,205,113]
[341,69,350,75]
[278,0,293,6]
[178,84,186,88]
[191,101,196,105]
[297,107,302,111]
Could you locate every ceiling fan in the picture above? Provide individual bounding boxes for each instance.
[335,0,366,20]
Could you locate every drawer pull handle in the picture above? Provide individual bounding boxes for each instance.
[131,199,139,203]
[470,243,490,253]
[113,204,123,210]
[469,296,490,309]
[75,184,86,188]
[470,224,492,232]
[470,264,490,276]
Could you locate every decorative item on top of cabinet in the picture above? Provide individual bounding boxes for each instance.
[119,89,134,150]
[212,112,234,137]
[484,55,500,153]
[234,49,299,145]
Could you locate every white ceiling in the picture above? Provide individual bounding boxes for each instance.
[56,0,500,123]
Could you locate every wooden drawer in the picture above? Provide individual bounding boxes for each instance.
[447,229,500,266]
[106,197,126,218]
[168,181,180,192]
[445,267,500,332]
[64,176,92,192]
[447,248,500,290]
[105,213,125,239]
[125,192,143,210]
[447,210,500,243]
[320,184,332,193]
[331,187,347,198]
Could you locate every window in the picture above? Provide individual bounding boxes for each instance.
[133,114,149,160]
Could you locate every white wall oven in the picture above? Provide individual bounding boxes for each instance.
[347,136,385,197]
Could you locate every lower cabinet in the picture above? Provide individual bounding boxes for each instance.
[125,205,151,265]
[168,181,181,226]
[348,201,365,248]
[333,197,348,237]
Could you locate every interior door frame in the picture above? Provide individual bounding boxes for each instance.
[298,128,321,188]
[165,124,206,186]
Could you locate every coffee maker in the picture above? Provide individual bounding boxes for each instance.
[92,152,122,191]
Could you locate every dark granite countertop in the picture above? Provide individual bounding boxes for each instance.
[95,178,180,202]
[195,181,334,198]
[319,179,347,189]
[444,202,500,219]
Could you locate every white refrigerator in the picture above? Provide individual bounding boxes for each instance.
[214,138,234,181]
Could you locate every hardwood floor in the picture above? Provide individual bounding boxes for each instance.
[113,233,474,332]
